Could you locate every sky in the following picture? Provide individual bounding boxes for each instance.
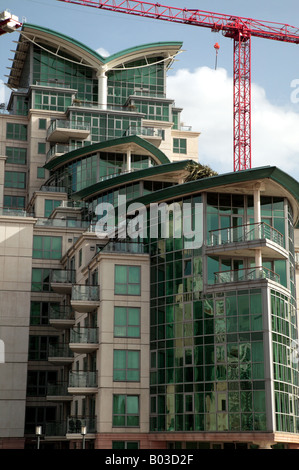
[1,0,299,178]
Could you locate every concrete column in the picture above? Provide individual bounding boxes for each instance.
[126,148,131,173]
[254,184,262,273]
[0,156,7,208]
[97,68,107,110]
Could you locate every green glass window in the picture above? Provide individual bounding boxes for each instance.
[38,142,46,154]
[39,118,47,130]
[3,195,25,209]
[37,167,45,179]
[173,138,187,154]
[33,236,62,259]
[112,441,139,449]
[113,395,139,427]
[113,350,140,381]
[31,268,52,292]
[114,306,140,337]
[6,123,27,140]
[115,265,141,295]
[6,147,27,164]
[4,171,26,189]
[44,199,62,218]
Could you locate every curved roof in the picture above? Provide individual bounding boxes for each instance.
[8,23,182,88]
[44,135,170,171]
[129,165,299,225]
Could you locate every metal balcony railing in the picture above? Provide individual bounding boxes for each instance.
[208,221,284,248]
[70,327,98,344]
[69,371,97,388]
[214,266,280,284]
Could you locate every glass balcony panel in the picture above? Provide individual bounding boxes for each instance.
[48,343,74,358]
[214,266,280,284]
[51,269,76,284]
[71,285,99,302]
[67,416,96,434]
[209,222,284,248]
[49,305,74,321]
[70,327,98,344]
[69,371,97,388]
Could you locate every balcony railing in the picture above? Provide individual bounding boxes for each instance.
[51,269,76,285]
[67,416,96,434]
[125,126,164,139]
[101,240,144,254]
[71,285,100,302]
[70,327,98,344]
[45,421,67,437]
[49,305,74,322]
[47,382,70,397]
[69,371,97,388]
[208,222,284,248]
[47,119,90,138]
[214,266,280,285]
[48,343,74,359]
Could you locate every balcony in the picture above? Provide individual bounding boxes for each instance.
[50,269,76,294]
[48,343,74,364]
[45,421,67,437]
[71,285,100,313]
[69,327,98,354]
[47,119,90,142]
[66,416,96,435]
[47,382,72,401]
[49,305,75,329]
[213,266,280,286]
[125,125,164,143]
[207,222,287,259]
[68,371,97,395]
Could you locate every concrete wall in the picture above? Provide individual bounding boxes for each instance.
[0,216,36,439]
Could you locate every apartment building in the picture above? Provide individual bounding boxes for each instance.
[0,22,299,450]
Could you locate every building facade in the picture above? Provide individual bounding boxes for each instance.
[0,23,299,450]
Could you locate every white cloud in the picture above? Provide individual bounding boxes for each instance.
[167,67,299,180]
[96,47,110,57]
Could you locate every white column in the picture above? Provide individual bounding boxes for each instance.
[97,68,107,110]
[254,184,262,273]
[126,148,131,173]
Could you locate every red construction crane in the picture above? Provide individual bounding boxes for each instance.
[56,0,299,172]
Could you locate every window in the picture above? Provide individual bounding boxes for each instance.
[44,199,61,217]
[39,118,47,130]
[6,123,27,140]
[37,167,46,179]
[115,265,141,295]
[28,335,58,361]
[113,395,139,427]
[113,350,140,381]
[33,236,62,259]
[112,441,139,449]
[3,195,25,209]
[31,268,52,292]
[173,138,187,154]
[6,147,27,164]
[4,171,26,189]
[27,370,57,396]
[38,142,46,154]
[30,301,60,325]
[114,307,140,337]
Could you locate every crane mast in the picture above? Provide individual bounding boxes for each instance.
[56,0,299,171]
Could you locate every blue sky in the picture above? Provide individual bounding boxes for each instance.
[1,0,299,177]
